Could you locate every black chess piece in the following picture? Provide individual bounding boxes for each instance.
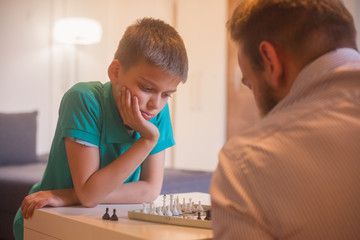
[197,212,201,220]
[110,209,118,221]
[204,209,211,220]
[102,207,110,220]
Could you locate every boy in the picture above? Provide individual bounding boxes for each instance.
[13,17,188,239]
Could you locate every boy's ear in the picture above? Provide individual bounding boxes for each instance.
[108,59,121,83]
[258,41,283,88]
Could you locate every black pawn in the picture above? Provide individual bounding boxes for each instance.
[102,207,110,220]
[204,209,211,220]
[197,212,201,220]
[110,209,118,221]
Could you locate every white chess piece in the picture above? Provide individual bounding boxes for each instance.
[191,202,196,213]
[196,201,204,212]
[170,194,174,210]
[142,203,149,213]
[186,203,192,214]
[171,202,179,216]
[150,202,157,215]
[176,198,182,215]
[162,194,167,213]
[156,206,164,216]
[165,206,173,216]
[182,198,186,212]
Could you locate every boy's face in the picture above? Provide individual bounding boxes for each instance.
[109,60,180,120]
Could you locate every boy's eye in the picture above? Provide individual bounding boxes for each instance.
[163,93,172,98]
[141,85,152,91]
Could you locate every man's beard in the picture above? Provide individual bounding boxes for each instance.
[258,79,279,117]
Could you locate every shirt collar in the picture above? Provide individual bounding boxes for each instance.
[103,82,134,143]
[292,48,360,94]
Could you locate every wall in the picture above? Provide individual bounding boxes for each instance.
[172,0,226,170]
[0,0,227,171]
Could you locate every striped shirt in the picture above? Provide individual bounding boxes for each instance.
[210,48,360,239]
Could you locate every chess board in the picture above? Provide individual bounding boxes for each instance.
[128,205,211,229]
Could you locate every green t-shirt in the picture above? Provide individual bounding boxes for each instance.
[13,81,175,240]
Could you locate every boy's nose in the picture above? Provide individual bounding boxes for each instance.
[148,94,161,110]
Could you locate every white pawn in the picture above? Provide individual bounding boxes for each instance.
[142,203,149,213]
[171,203,179,216]
[191,202,196,213]
[196,201,204,212]
[182,198,186,212]
[186,203,192,214]
[170,194,174,210]
[176,198,182,215]
[165,206,173,216]
[150,202,157,215]
[156,206,164,216]
[162,194,167,213]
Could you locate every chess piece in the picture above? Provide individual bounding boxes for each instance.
[204,209,211,220]
[171,203,179,216]
[182,198,186,212]
[165,206,173,217]
[186,203,192,214]
[141,203,149,214]
[196,201,204,212]
[191,202,196,213]
[170,194,174,210]
[110,209,118,221]
[176,198,183,215]
[162,194,167,213]
[102,207,110,220]
[150,202,157,215]
[156,206,164,216]
[197,212,201,220]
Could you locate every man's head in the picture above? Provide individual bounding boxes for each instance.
[114,17,188,83]
[228,0,357,116]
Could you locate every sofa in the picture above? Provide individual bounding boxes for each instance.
[0,111,213,240]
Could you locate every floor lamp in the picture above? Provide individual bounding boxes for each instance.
[53,17,102,88]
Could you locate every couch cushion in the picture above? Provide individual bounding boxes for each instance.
[0,111,38,165]
[160,168,213,194]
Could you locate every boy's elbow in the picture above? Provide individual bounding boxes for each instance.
[80,198,99,208]
[147,185,162,202]
[76,192,99,208]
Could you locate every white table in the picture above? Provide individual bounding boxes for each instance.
[24,192,213,240]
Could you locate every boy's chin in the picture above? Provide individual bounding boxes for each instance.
[124,125,133,130]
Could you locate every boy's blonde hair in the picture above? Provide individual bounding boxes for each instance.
[114,17,188,83]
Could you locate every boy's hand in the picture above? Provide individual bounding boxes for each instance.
[118,87,160,142]
[21,189,77,219]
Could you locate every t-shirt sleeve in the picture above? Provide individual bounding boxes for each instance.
[58,83,102,146]
[149,103,175,155]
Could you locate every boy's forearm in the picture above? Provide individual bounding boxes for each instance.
[102,180,161,204]
[75,137,157,207]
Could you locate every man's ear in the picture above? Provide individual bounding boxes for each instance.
[258,41,283,88]
[108,59,121,84]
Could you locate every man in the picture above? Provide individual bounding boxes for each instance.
[210,0,360,239]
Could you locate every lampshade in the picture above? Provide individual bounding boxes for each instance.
[53,17,102,45]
